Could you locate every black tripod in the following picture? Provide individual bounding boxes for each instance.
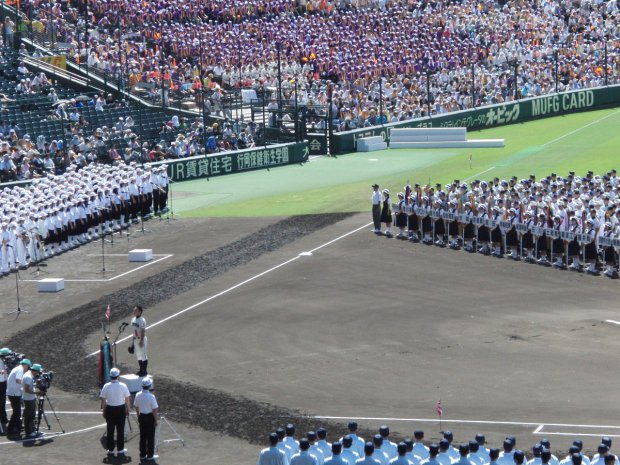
[6,246,29,319]
[35,391,65,435]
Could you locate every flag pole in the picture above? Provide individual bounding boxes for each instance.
[436,398,443,433]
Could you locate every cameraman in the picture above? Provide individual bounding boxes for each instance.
[22,363,42,439]
[0,348,8,433]
[6,358,30,436]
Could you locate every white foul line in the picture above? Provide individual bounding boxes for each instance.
[541,109,620,148]
[535,431,620,438]
[0,422,107,446]
[311,415,620,430]
[464,167,495,182]
[605,320,620,325]
[21,254,173,283]
[85,254,171,257]
[86,222,373,358]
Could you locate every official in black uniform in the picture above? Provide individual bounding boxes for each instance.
[371,184,382,233]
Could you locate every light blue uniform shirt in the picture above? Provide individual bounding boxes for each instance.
[446,448,460,462]
[310,444,325,465]
[453,457,475,465]
[284,438,300,456]
[470,453,487,465]
[326,456,349,465]
[291,451,319,465]
[372,450,390,465]
[413,444,430,461]
[278,442,293,460]
[421,457,442,465]
[391,457,412,465]
[498,452,515,465]
[257,446,289,465]
[341,449,360,465]
[356,457,383,465]
[344,435,366,458]
[406,452,423,465]
[317,440,332,459]
[437,453,452,465]
[382,442,398,460]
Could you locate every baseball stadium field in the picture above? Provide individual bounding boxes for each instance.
[1,106,620,465]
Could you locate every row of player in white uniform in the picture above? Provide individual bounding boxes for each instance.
[0,162,170,273]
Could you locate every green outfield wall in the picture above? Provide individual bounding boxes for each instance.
[332,85,620,154]
[151,141,309,182]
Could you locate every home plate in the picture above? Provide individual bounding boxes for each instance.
[299,252,313,257]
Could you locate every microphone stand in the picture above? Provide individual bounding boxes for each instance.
[96,206,114,247]
[6,246,29,319]
[134,186,152,235]
[165,178,177,224]
[119,200,131,244]
[30,237,49,277]
[97,209,114,275]
[112,322,129,367]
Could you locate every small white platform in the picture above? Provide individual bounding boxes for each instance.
[120,374,154,394]
[388,127,504,149]
[357,136,388,152]
[37,278,64,293]
[390,139,505,148]
[128,249,153,262]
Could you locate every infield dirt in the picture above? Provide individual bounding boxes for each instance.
[1,213,619,465]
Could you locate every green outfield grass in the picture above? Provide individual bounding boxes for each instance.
[174,107,620,218]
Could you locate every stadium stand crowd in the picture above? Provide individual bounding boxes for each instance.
[0,160,169,275]
[18,0,619,130]
[372,170,620,278]
[257,424,620,465]
[0,45,258,184]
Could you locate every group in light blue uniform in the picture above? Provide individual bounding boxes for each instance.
[259,424,619,465]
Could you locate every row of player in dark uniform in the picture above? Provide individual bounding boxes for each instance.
[375,191,618,278]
